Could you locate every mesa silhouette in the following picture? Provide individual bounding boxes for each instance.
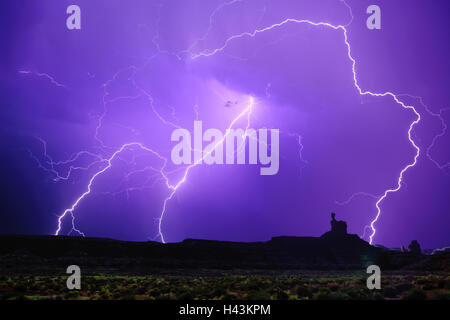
[1,213,448,275]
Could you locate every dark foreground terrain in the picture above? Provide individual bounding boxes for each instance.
[0,235,449,300]
[2,271,450,300]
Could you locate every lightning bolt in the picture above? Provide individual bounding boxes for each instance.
[398,94,450,172]
[26,1,447,245]
[337,95,449,241]
[54,96,254,241]
[28,137,105,182]
[288,133,308,175]
[18,70,68,89]
[28,0,254,240]
[189,11,421,245]
[335,192,381,207]
[54,142,169,236]
[181,0,244,57]
[157,96,254,243]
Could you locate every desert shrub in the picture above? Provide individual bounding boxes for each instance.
[443,279,450,289]
[212,286,227,297]
[98,287,110,299]
[178,291,193,300]
[156,293,174,300]
[383,286,398,298]
[63,290,79,300]
[403,288,427,300]
[313,290,350,300]
[430,290,449,300]
[346,288,362,299]
[14,284,26,292]
[327,282,340,292]
[373,293,384,300]
[274,289,289,300]
[395,283,413,292]
[247,290,271,300]
[295,285,312,298]
[222,292,238,300]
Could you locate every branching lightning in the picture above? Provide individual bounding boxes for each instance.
[398,94,450,172]
[18,70,68,89]
[157,97,254,243]
[335,192,381,207]
[24,1,449,245]
[188,9,422,245]
[54,96,254,242]
[288,133,308,175]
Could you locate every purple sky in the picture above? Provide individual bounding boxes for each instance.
[1,0,449,248]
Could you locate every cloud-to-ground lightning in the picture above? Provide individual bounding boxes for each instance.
[54,96,254,242]
[55,142,169,236]
[24,1,449,245]
[189,9,421,244]
[337,94,449,241]
[157,97,254,243]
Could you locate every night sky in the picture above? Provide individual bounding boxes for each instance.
[1,0,449,249]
